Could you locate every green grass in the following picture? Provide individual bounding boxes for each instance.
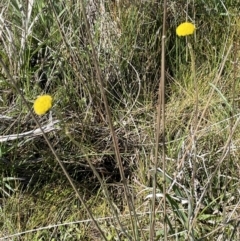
[1,0,240,240]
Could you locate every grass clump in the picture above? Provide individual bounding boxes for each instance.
[1,0,240,240]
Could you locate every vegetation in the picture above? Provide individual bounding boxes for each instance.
[1,0,240,240]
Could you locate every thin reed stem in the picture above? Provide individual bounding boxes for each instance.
[187,41,198,240]
[151,0,167,240]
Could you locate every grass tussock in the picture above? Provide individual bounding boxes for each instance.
[1,0,240,240]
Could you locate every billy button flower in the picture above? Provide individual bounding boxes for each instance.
[33,95,53,115]
[176,22,195,36]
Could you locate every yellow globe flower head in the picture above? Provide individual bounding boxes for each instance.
[33,95,53,115]
[176,22,195,36]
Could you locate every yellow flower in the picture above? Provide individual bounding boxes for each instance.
[33,95,53,115]
[176,22,195,36]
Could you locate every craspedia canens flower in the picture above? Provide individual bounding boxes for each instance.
[176,22,195,36]
[33,95,53,115]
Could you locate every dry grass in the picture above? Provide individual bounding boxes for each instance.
[1,0,240,240]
